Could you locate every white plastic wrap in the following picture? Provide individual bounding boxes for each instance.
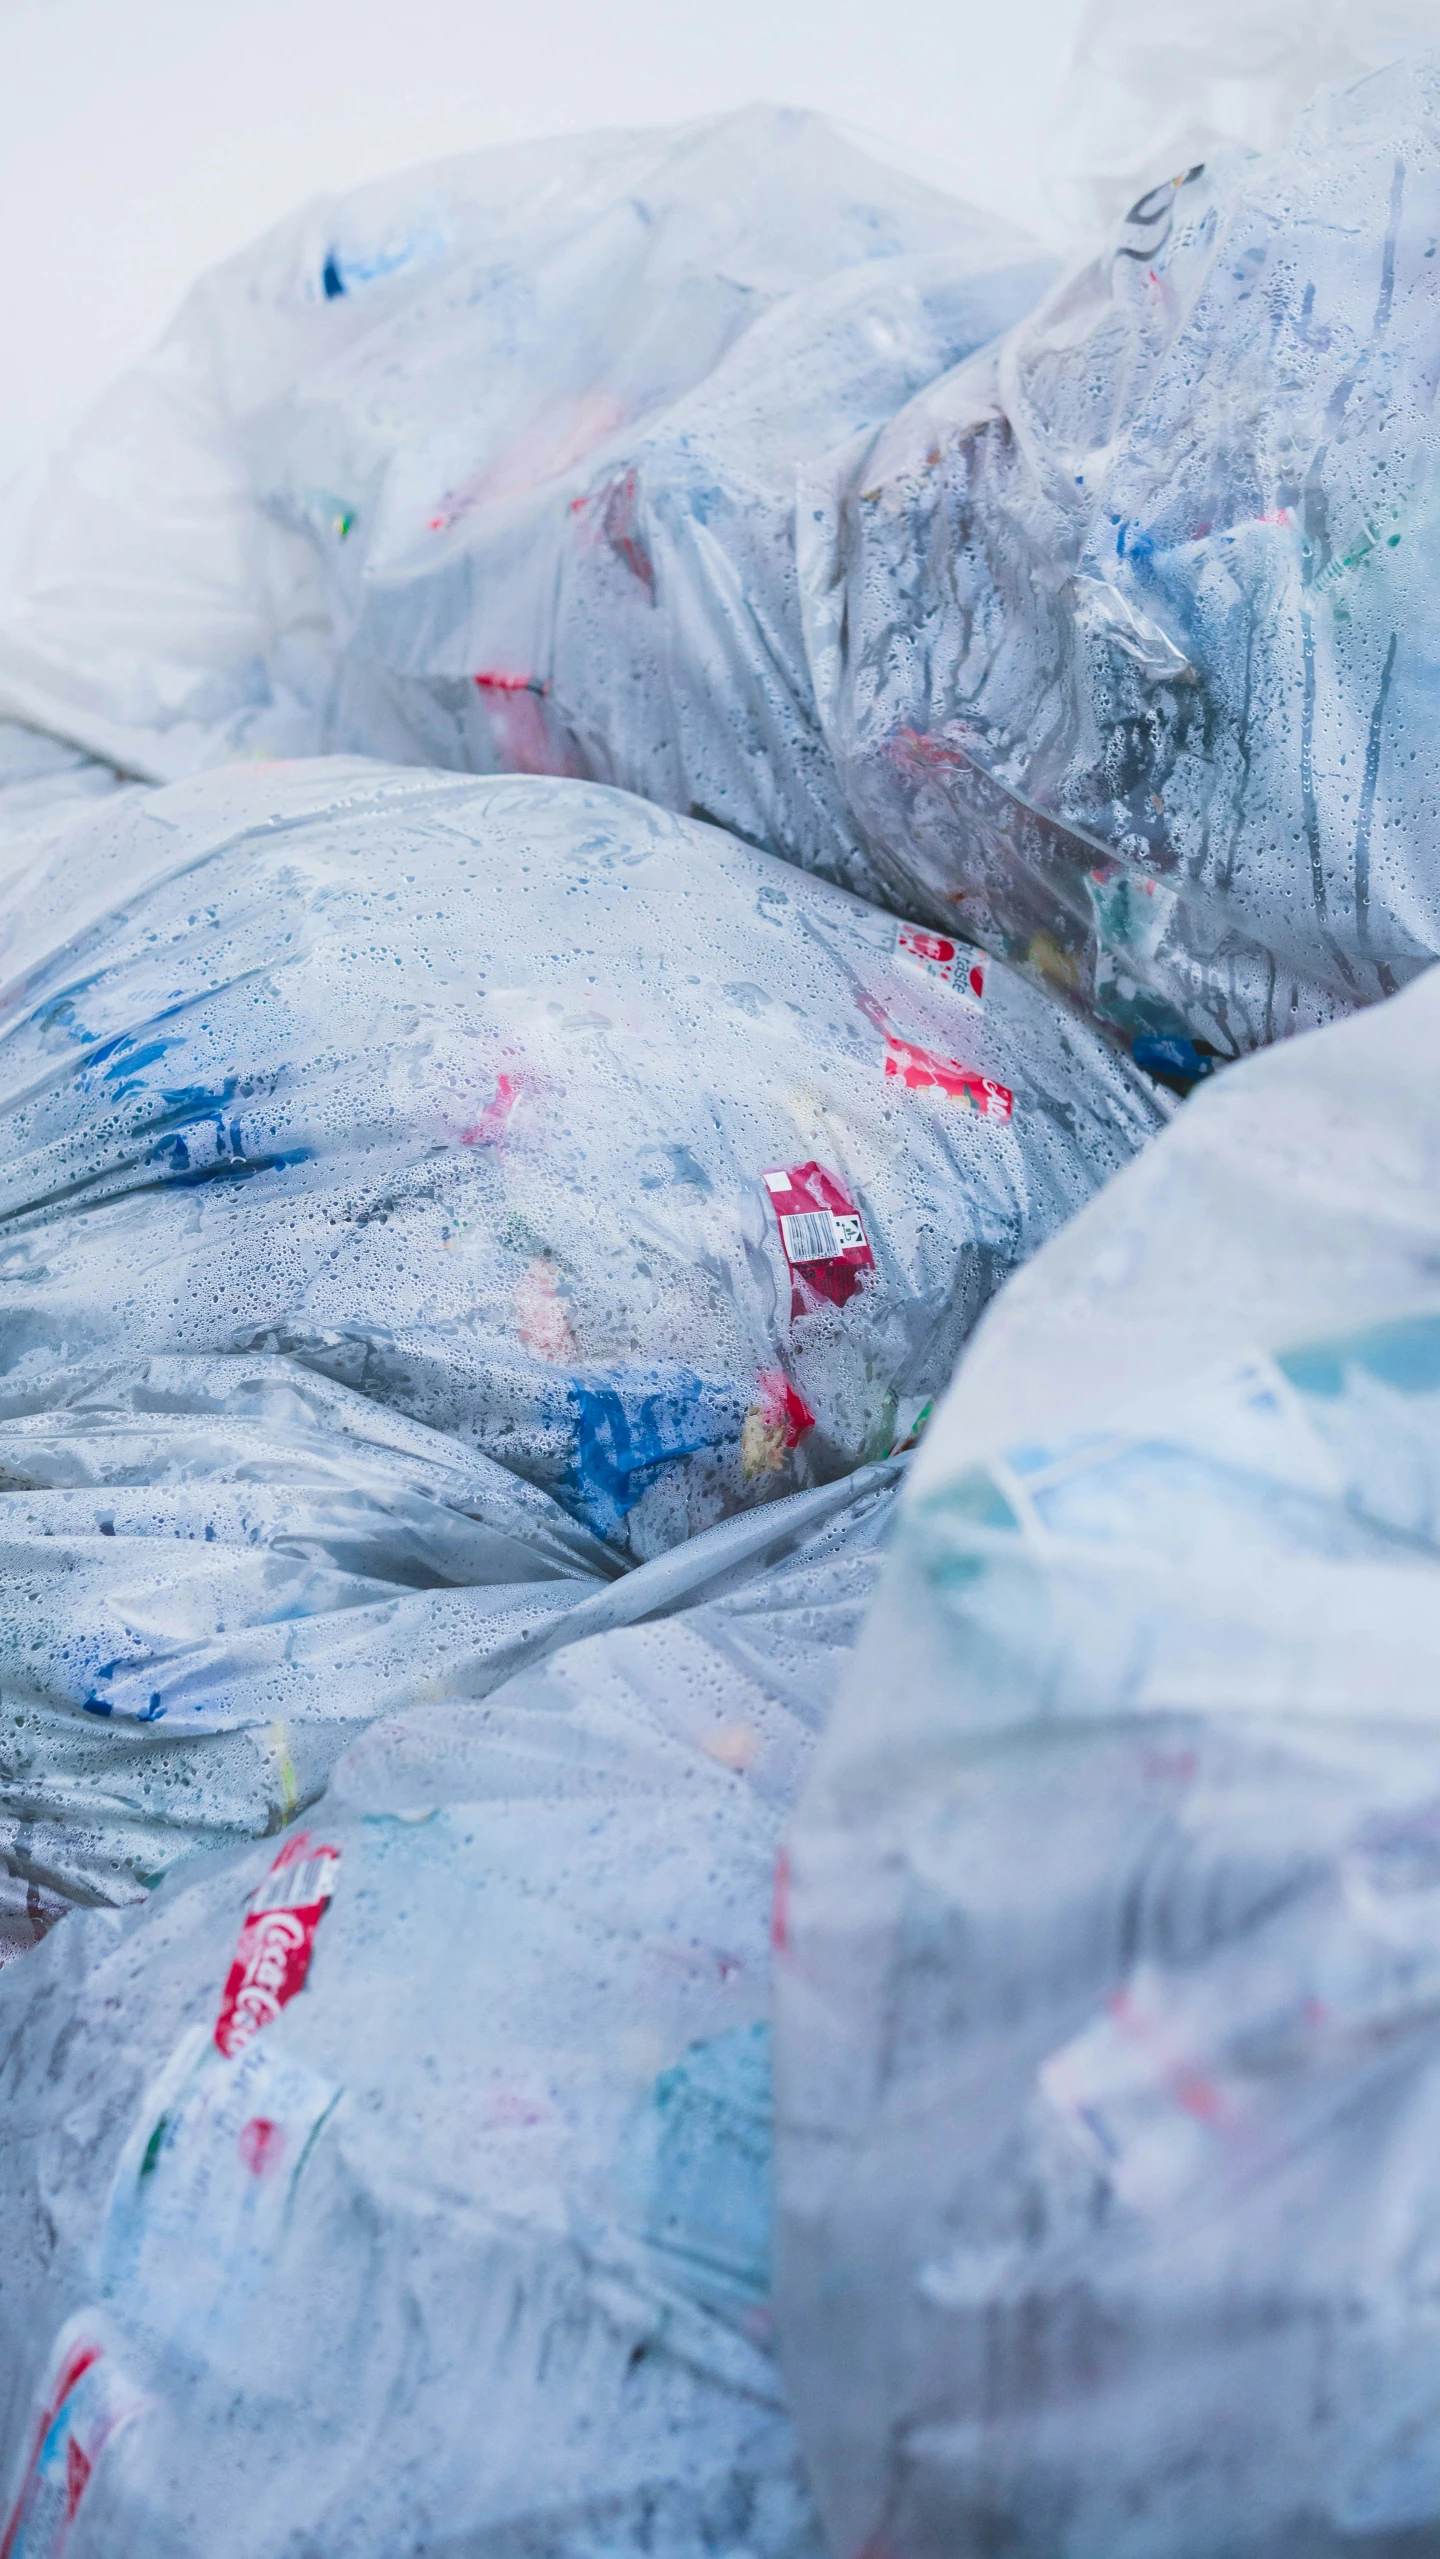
[1047,0,1440,236]
[0,107,1048,902]
[0,719,132,874]
[0,756,1165,1906]
[775,966,1440,2559]
[0,758,1165,1553]
[804,56,1440,1071]
[0,1468,897,2559]
[0,1350,608,1919]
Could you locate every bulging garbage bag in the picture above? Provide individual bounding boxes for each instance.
[774,966,1440,2559]
[0,758,1166,1574]
[0,105,1049,907]
[0,1465,897,2559]
[804,55,1440,1069]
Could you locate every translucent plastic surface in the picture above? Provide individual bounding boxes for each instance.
[805,57,1440,1064]
[0,719,133,875]
[0,1471,897,2559]
[0,758,1165,1559]
[0,106,1048,906]
[776,971,1440,2559]
[0,756,1165,1903]
[1047,0,1440,235]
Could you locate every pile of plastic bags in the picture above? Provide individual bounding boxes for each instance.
[804,52,1440,1066]
[0,108,1048,901]
[0,749,1163,1907]
[6,21,1440,2556]
[0,1468,898,2559]
[776,969,1440,2559]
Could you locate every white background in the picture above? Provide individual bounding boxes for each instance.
[0,0,1087,485]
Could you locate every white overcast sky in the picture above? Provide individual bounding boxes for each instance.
[0,0,1088,484]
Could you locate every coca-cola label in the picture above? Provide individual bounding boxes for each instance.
[214,1834,340,2058]
[895,922,986,1004]
[761,1164,874,1313]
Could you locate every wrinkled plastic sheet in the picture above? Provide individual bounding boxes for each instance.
[0,1464,897,2559]
[0,717,133,872]
[0,106,1048,911]
[803,57,1440,1068]
[776,968,1440,2558]
[0,754,1166,1903]
[1046,0,1440,234]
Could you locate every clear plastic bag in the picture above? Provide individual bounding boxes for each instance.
[0,1468,896,2559]
[0,718,132,874]
[803,55,1440,1068]
[0,107,1047,908]
[775,965,1440,2559]
[0,755,1165,1904]
[0,757,1165,1558]
[0,1349,608,1915]
[1047,0,1440,236]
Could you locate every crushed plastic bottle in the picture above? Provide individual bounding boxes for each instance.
[775,963,1440,2559]
[0,1465,897,2559]
[0,106,1049,911]
[803,54,1440,1063]
[0,756,1166,1905]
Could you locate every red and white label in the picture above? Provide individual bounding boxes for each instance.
[895,922,986,1004]
[762,1163,874,1311]
[0,2317,145,2559]
[883,1034,1012,1118]
[213,1833,340,2060]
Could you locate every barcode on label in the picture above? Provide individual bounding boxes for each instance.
[780,1208,867,1264]
[249,1853,338,1915]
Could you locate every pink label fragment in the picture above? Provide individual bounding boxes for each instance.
[883,1035,1012,1118]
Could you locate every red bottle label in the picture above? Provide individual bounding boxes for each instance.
[213,1834,340,2060]
[761,1163,874,1311]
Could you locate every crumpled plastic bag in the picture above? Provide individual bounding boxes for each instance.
[0,1348,608,1918]
[0,754,1164,1905]
[0,757,1166,1574]
[1046,0,1440,237]
[0,1335,898,1915]
[0,1466,896,2559]
[0,718,132,873]
[0,105,1048,908]
[775,963,1440,2559]
[803,54,1440,1070]
[929,949,1440,1464]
